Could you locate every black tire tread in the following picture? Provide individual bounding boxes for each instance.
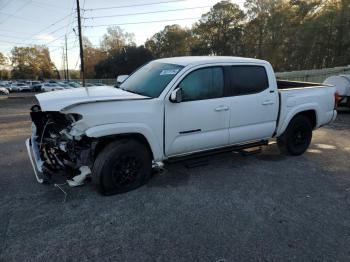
[92,139,151,195]
[277,115,312,156]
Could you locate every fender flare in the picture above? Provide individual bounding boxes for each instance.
[277,104,319,136]
[84,123,164,161]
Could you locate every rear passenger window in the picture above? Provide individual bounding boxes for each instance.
[230,66,269,95]
[179,67,224,101]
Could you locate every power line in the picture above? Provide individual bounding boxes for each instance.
[31,0,68,10]
[0,34,28,40]
[25,13,74,45]
[0,11,39,23]
[0,0,32,24]
[83,5,211,20]
[65,0,76,37]
[67,45,80,50]
[0,29,33,35]
[0,22,74,44]
[12,13,76,53]
[83,0,188,11]
[49,46,63,53]
[0,43,59,47]
[47,23,74,36]
[0,39,36,45]
[45,34,67,45]
[83,17,201,28]
[0,0,12,10]
[0,16,73,55]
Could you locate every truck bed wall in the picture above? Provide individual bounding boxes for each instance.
[276,86,336,136]
[277,80,324,89]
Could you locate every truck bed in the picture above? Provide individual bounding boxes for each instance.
[275,79,336,137]
[277,79,327,90]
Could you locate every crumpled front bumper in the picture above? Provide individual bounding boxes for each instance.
[25,137,46,183]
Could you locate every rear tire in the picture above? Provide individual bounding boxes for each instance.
[92,139,152,195]
[277,115,313,156]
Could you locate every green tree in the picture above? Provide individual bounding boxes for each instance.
[83,37,108,78]
[11,46,56,79]
[145,24,194,58]
[192,1,245,55]
[100,26,135,54]
[0,52,9,79]
[243,0,325,70]
[69,70,80,79]
[0,52,7,65]
[95,46,153,78]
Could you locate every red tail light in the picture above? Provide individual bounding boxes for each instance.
[334,92,340,109]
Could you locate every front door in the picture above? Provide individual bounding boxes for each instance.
[165,66,230,156]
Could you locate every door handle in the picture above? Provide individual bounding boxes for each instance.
[262,100,274,105]
[215,105,229,111]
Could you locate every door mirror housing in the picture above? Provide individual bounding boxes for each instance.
[115,75,129,87]
[169,88,182,103]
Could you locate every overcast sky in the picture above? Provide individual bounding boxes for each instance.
[0,0,244,70]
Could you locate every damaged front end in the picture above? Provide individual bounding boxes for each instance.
[26,104,94,185]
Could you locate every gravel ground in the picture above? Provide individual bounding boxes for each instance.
[0,94,349,262]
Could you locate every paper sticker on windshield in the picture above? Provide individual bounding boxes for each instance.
[160,69,179,75]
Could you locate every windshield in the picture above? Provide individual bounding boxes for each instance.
[120,61,184,98]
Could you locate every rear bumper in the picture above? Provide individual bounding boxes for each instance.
[25,137,45,183]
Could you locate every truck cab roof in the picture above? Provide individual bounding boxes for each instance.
[155,56,267,66]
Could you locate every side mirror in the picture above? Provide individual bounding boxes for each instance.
[169,88,182,103]
[116,75,129,87]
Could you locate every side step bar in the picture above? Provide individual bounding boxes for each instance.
[165,140,268,164]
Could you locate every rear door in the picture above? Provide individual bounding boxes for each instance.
[228,65,279,144]
[164,66,230,156]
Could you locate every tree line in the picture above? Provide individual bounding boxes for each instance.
[1,0,349,80]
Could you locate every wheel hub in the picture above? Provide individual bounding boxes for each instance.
[112,155,141,187]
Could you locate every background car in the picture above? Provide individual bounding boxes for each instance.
[57,82,71,89]
[0,82,12,92]
[10,83,31,92]
[0,87,9,95]
[85,83,105,87]
[66,81,81,88]
[41,83,65,92]
[29,81,42,92]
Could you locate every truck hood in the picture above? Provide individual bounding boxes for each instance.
[35,86,149,111]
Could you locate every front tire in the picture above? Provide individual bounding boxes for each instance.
[277,115,313,156]
[92,139,152,195]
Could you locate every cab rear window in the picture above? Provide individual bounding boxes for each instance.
[229,66,269,95]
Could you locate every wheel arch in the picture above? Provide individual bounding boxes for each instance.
[277,105,319,136]
[84,123,163,161]
[93,133,154,160]
[296,110,317,129]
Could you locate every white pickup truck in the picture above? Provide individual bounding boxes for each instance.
[26,56,337,195]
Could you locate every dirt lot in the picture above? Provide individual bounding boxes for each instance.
[0,94,350,262]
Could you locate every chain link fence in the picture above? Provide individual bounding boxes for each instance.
[276,65,350,83]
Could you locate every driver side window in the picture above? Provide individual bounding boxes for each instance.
[179,67,224,102]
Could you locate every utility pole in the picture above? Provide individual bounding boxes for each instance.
[62,46,66,80]
[65,34,69,81]
[76,0,85,86]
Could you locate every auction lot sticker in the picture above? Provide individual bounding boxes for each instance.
[160,69,179,75]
